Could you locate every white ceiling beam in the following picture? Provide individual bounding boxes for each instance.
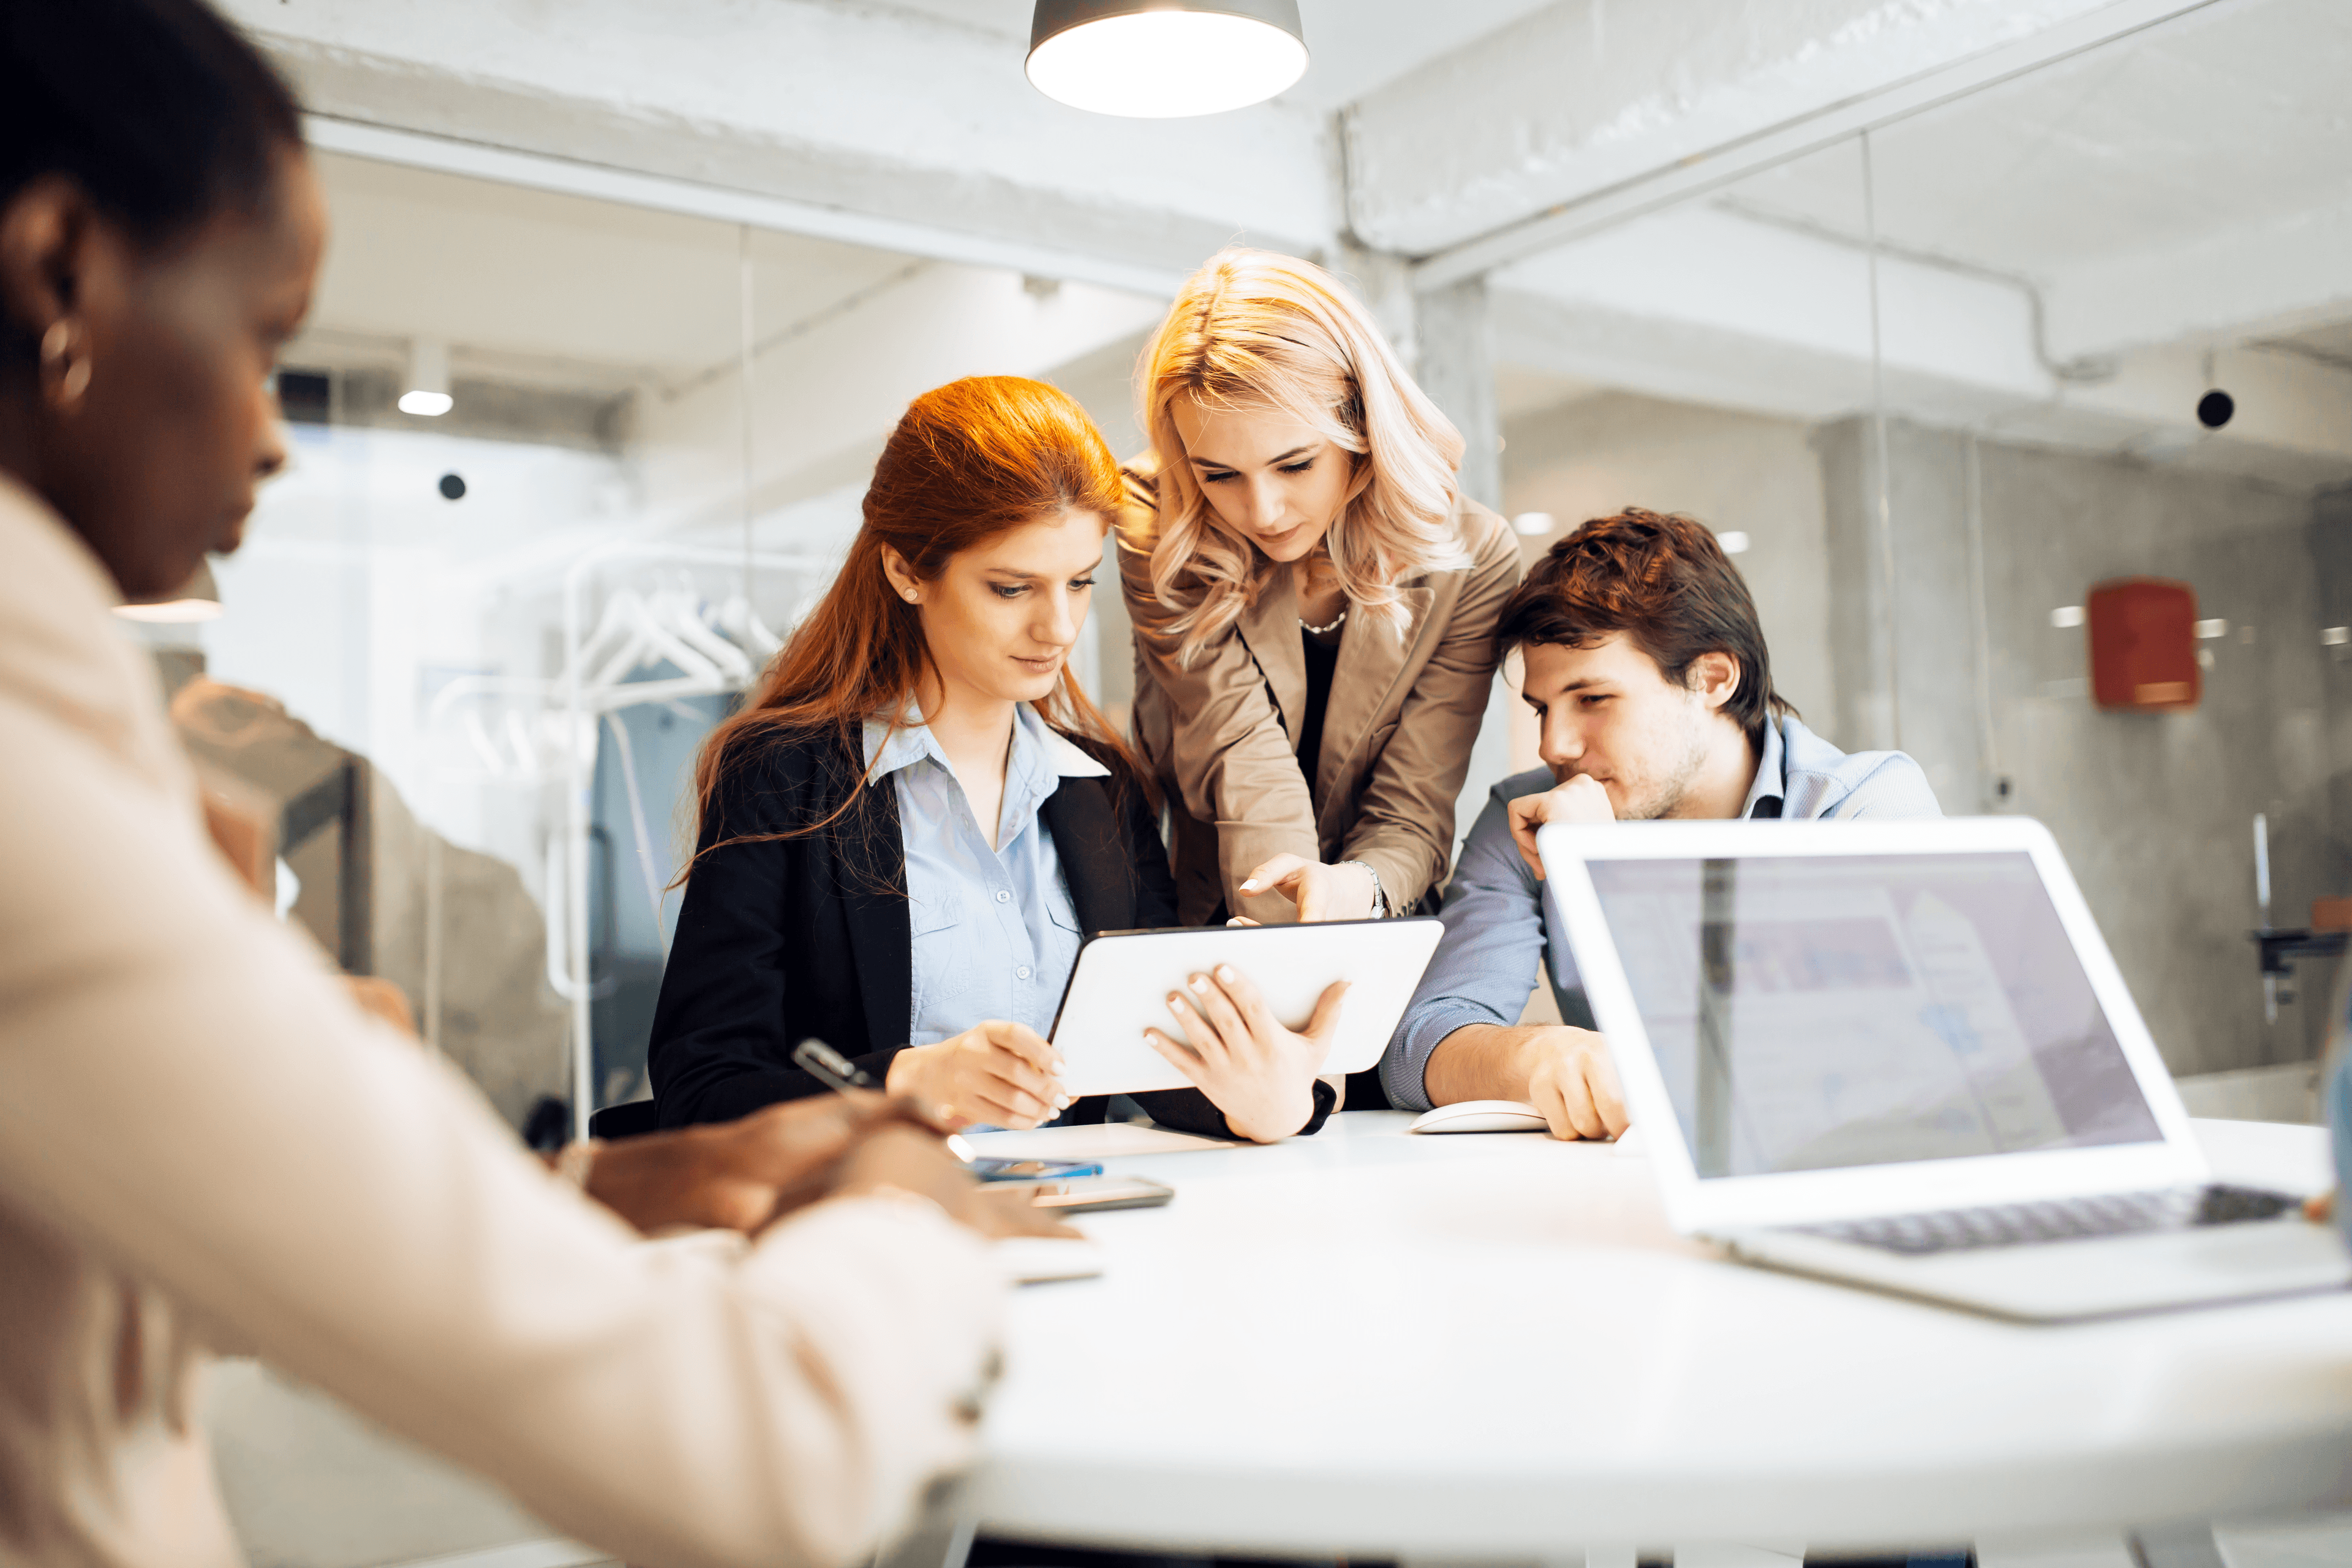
[1382,0,2231,287]
[225,0,1335,290]
[1491,204,2352,486]
[2046,197,2352,361]
[304,119,1194,300]
[634,264,1167,538]
[1494,205,2050,408]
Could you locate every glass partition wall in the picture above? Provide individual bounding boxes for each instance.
[138,152,1164,1138]
[132,0,2349,1142]
[1493,0,2352,1090]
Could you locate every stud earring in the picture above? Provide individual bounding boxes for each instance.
[40,319,91,410]
[903,590,918,603]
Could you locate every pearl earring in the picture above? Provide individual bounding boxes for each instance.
[904,590,918,603]
[40,319,91,410]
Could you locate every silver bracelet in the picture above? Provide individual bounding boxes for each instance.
[1342,860,1389,919]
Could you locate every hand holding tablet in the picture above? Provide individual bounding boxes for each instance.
[1145,962,1350,1143]
[1048,919,1446,1101]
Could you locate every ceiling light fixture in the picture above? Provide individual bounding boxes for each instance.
[1027,1,1308,119]
[399,338,453,417]
[115,558,223,623]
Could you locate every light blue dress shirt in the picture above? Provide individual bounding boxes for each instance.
[863,704,1110,1048]
[1379,714,1944,1110]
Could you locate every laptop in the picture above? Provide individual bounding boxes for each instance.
[1538,816,2351,1321]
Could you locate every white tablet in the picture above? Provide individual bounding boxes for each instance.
[1046,919,1446,1098]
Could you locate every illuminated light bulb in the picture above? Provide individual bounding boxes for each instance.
[1027,1,1307,119]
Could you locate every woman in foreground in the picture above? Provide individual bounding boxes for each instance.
[649,375,1351,1144]
[0,3,1016,1564]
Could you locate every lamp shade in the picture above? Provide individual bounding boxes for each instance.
[1028,0,1307,118]
[115,557,222,623]
[400,338,453,417]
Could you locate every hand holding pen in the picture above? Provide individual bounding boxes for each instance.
[793,1039,1079,1240]
[792,1038,979,1161]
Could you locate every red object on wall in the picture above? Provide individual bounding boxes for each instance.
[2087,577,2199,712]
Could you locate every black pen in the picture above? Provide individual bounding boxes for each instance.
[791,1038,978,1164]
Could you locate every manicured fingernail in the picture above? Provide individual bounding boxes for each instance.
[1054,1058,1068,1072]
[1168,991,1183,1006]
[1216,965,1236,984]
[1057,1094,1074,1109]
[1240,879,1259,891]
[1189,976,1209,993]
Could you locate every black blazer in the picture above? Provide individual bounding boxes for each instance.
[647,723,1295,1140]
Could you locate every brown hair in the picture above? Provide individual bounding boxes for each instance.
[1495,508,1791,741]
[684,375,1142,869]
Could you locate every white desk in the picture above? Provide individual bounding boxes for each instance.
[967,1114,2352,1558]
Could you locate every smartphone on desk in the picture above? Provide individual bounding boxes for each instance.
[1028,1175,1175,1213]
[971,1157,1104,1184]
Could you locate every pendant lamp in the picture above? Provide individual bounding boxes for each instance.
[1027,1,1308,118]
[399,337,453,417]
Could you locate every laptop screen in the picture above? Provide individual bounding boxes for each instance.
[1583,850,2163,1179]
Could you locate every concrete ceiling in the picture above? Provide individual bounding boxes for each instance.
[295,151,919,384]
[236,0,2350,497]
[1717,0,2352,282]
[1476,0,2352,491]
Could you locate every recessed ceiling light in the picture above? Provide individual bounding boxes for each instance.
[1027,1,1308,118]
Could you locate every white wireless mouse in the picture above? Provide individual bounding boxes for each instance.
[1408,1099,1550,1134]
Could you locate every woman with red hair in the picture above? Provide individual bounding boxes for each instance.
[649,377,1346,1144]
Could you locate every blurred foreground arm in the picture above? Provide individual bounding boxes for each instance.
[0,526,1003,1568]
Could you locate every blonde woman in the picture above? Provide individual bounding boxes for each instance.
[1120,248,1521,935]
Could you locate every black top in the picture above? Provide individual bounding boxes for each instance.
[1294,623,1341,798]
[646,722,1332,1140]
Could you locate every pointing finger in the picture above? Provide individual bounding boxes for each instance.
[1238,853,1309,897]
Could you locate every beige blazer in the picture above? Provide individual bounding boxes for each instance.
[0,475,1000,1568]
[1119,459,1522,924]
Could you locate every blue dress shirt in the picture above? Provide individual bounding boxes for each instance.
[863,704,1110,1047]
[1379,714,1945,1110]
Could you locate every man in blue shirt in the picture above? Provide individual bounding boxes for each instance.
[1382,508,1943,1138]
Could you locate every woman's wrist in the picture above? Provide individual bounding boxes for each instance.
[1338,859,1387,919]
[1223,1080,1317,1143]
[1226,1077,1336,1143]
[883,1045,929,1101]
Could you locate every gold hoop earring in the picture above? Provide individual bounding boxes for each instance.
[40,320,91,410]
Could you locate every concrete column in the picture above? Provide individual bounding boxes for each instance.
[1408,274,1516,883]
[1411,276,1502,510]
[1815,414,1986,807]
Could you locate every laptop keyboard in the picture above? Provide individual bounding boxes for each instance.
[1800,1185,2301,1256]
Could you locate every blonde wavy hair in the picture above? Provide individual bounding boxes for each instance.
[1128,248,1469,665]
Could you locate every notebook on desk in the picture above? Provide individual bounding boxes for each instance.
[1539,816,2351,1322]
